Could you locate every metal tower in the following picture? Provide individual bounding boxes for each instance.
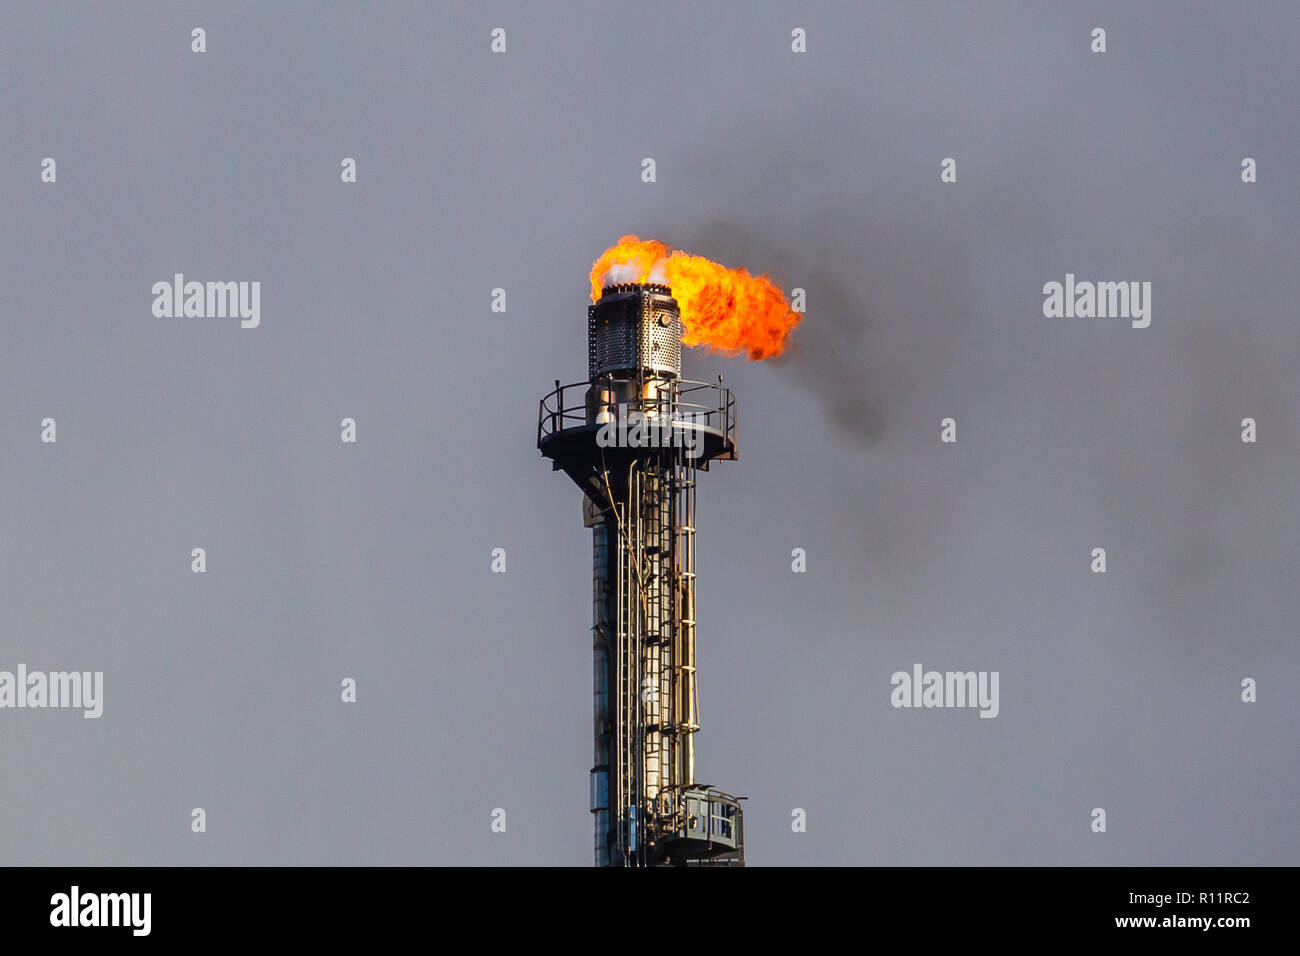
[538,283,745,867]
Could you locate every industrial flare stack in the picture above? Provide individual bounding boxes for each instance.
[538,283,745,867]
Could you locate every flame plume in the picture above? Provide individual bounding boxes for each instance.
[590,235,800,361]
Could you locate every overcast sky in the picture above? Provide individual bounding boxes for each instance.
[1,1,1296,865]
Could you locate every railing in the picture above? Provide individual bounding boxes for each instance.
[537,377,737,450]
[655,784,745,851]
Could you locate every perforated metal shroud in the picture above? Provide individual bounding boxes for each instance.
[588,283,683,380]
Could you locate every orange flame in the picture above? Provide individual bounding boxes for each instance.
[589,235,800,361]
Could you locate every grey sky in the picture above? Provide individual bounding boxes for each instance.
[1,1,1296,865]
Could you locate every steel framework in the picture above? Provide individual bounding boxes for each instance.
[538,284,745,866]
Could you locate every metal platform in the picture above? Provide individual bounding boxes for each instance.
[538,376,736,499]
[654,786,746,866]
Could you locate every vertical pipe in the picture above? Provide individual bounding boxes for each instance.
[629,467,643,865]
[681,461,698,786]
[591,522,613,867]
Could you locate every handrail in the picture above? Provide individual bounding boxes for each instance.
[538,378,736,449]
[655,785,743,845]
